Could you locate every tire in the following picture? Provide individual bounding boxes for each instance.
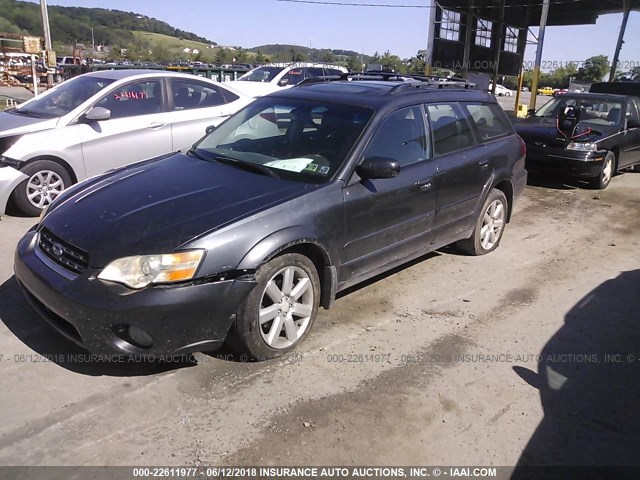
[457,189,508,256]
[12,160,72,216]
[226,253,320,360]
[589,151,615,190]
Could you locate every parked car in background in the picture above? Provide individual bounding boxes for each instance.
[0,70,254,216]
[14,75,527,360]
[515,93,640,189]
[537,86,554,96]
[553,89,569,96]
[228,62,348,96]
[489,84,514,96]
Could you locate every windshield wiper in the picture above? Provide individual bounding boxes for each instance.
[187,148,209,161]
[12,109,43,118]
[207,152,281,179]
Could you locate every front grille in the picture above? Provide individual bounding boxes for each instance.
[38,228,89,274]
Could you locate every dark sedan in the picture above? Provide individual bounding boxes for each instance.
[14,78,527,360]
[515,93,640,189]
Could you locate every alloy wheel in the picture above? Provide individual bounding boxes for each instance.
[480,200,505,250]
[258,266,314,349]
[26,170,64,209]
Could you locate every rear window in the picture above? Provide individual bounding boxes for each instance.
[464,103,511,141]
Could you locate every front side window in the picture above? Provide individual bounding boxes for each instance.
[280,68,306,86]
[626,99,640,123]
[94,80,163,119]
[171,79,237,111]
[11,75,114,118]
[364,106,430,167]
[464,103,511,141]
[193,98,373,183]
[427,103,477,156]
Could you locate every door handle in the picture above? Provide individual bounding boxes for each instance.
[415,178,433,191]
[148,122,166,129]
[479,159,490,168]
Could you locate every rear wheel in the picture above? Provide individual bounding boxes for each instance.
[226,253,320,360]
[590,151,615,190]
[457,189,508,256]
[12,160,72,216]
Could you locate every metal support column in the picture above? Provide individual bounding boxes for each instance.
[424,0,438,76]
[462,1,474,79]
[491,0,506,96]
[40,0,53,87]
[529,0,550,111]
[609,0,631,82]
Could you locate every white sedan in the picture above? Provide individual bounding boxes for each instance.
[0,70,254,216]
[489,84,514,96]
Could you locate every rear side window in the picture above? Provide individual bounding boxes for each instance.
[464,103,512,141]
[427,103,476,156]
[171,79,238,111]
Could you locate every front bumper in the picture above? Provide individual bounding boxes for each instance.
[0,166,28,215]
[525,144,605,178]
[14,229,256,356]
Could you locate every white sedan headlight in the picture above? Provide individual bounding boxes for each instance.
[566,142,598,152]
[98,250,205,289]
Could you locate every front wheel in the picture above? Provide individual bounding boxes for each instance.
[457,189,508,256]
[589,151,615,190]
[12,160,72,216]
[226,253,320,360]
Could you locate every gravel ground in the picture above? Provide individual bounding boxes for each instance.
[0,168,638,469]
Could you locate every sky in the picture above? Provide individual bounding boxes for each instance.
[23,0,640,68]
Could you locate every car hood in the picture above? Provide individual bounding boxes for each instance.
[514,116,617,145]
[42,153,318,267]
[0,111,58,138]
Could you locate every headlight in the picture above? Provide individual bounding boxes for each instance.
[98,250,205,289]
[566,142,598,152]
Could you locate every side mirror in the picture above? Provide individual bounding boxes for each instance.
[278,79,289,87]
[357,157,400,180]
[627,119,640,129]
[205,125,217,135]
[85,106,111,122]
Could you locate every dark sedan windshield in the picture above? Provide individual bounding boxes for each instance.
[194,98,374,183]
[12,76,114,118]
[535,96,624,126]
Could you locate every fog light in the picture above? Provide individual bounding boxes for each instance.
[115,325,153,349]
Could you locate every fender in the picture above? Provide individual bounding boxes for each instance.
[237,226,338,309]
[0,167,28,216]
[237,225,334,270]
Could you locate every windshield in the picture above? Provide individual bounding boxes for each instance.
[13,76,115,118]
[193,97,374,183]
[535,96,624,126]
[238,66,285,83]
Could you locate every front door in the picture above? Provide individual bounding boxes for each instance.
[341,105,437,281]
[80,78,172,177]
[620,98,640,168]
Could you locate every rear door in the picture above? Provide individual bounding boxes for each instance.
[167,78,247,151]
[80,78,172,177]
[620,98,640,167]
[426,102,493,243]
[341,105,437,280]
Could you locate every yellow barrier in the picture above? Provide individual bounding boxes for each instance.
[516,104,529,118]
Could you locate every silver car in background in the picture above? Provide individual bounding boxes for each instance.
[0,70,254,216]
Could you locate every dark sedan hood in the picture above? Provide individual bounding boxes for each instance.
[515,116,618,145]
[42,153,317,267]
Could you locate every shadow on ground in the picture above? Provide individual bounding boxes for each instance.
[0,276,196,376]
[511,269,640,477]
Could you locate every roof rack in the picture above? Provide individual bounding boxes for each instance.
[297,71,477,91]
